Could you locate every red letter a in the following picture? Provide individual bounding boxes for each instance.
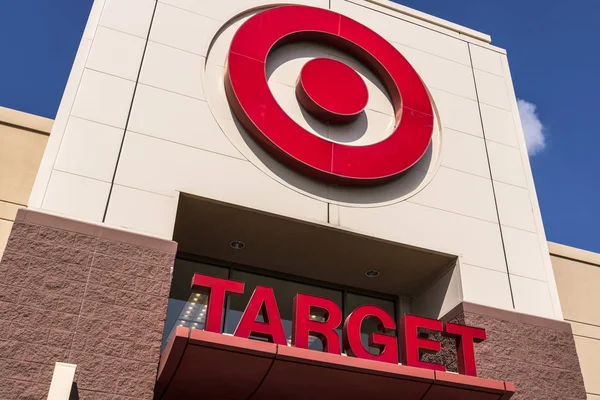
[234,286,287,345]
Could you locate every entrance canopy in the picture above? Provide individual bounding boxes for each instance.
[173,194,455,299]
[155,328,515,400]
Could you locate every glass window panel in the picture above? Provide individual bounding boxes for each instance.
[345,293,396,356]
[162,259,229,348]
[224,271,343,352]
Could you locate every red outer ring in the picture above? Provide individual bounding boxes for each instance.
[225,5,434,185]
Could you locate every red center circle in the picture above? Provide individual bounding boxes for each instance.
[296,58,368,124]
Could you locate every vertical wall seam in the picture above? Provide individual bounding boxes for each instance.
[499,55,562,319]
[68,240,99,360]
[102,0,159,222]
[467,44,515,309]
[418,383,434,400]
[245,345,278,400]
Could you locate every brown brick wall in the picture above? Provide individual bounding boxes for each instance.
[0,209,176,400]
[424,302,587,400]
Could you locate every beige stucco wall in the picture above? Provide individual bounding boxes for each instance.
[551,242,600,399]
[24,0,564,320]
[0,106,52,258]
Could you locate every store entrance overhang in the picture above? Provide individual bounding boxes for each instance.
[155,328,515,399]
[174,193,456,297]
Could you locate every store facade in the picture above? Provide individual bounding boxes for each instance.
[0,0,589,399]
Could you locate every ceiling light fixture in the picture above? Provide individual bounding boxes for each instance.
[230,240,246,250]
[365,269,380,278]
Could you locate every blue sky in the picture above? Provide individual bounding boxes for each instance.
[1,0,598,252]
[398,0,600,253]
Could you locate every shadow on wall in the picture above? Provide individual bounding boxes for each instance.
[411,263,462,320]
[69,382,79,400]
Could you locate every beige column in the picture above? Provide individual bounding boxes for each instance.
[0,107,52,259]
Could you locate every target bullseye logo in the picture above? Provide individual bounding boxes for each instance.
[225,5,434,185]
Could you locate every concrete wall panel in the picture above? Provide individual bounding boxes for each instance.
[0,107,51,258]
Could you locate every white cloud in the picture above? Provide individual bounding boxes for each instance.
[517,99,546,156]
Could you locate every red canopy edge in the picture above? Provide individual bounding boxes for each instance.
[155,328,515,400]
